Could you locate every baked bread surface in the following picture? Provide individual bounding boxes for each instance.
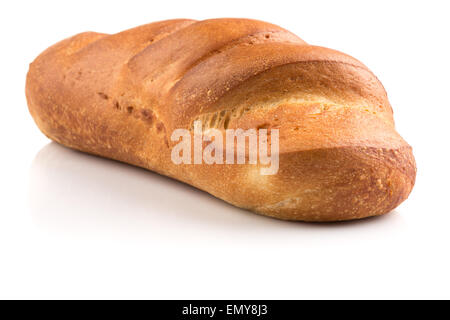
[26,18,416,221]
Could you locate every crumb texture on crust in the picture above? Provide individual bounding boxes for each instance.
[25,18,416,221]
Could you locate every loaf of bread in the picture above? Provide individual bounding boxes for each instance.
[26,18,416,221]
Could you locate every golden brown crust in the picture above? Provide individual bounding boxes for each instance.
[26,18,416,221]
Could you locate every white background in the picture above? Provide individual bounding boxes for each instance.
[0,0,449,299]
